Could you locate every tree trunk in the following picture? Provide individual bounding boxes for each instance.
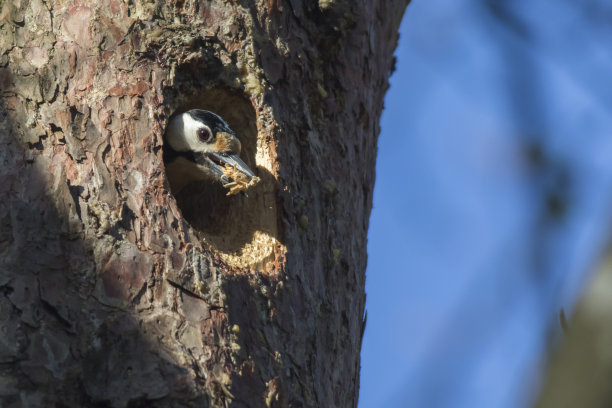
[0,1,408,406]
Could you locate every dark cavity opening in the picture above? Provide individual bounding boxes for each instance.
[162,87,279,271]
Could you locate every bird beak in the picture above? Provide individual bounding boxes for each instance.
[210,152,257,179]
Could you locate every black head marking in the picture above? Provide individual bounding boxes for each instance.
[164,109,237,167]
[163,143,200,165]
[187,109,235,135]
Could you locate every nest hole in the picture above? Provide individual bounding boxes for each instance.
[164,88,280,271]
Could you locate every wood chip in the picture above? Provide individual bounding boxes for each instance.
[222,163,260,196]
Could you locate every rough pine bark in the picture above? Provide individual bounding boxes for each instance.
[0,0,408,406]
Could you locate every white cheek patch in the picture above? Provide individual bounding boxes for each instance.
[182,114,214,153]
[167,113,213,153]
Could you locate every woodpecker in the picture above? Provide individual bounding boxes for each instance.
[163,109,257,194]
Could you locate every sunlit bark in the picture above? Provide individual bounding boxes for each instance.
[0,0,408,406]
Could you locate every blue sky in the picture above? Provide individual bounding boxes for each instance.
[359,1,612,407]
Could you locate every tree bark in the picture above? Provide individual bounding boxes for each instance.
[0,1,408,406]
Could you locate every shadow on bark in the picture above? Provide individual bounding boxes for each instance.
[0,79,214,407]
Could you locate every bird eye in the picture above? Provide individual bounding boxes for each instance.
[198,128,211,142]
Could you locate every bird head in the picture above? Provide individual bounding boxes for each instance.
[163,109,257,193]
